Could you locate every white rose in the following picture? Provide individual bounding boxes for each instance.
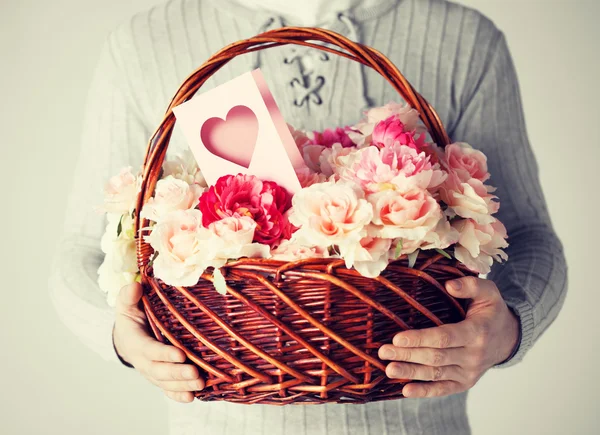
[163,149,207,186]
[98,258,137,307]
[141,176,205,222]
[271,238,330,261]
[453,218,509,274]
[145,209,218,286]
[339,236,392,278]
[103,167,140,214]
[100,213,138,273]
[208,216,271,260]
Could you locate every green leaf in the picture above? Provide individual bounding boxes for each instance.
[407,250,419,268]
[394,239,404,259]
[147,251,158,268]
[116,215,123,237]
[435,248,452,259]
[213,268,228,295]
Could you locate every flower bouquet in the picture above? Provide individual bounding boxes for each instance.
[98,28,508,404]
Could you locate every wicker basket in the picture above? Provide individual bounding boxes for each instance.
[135,27,477,405]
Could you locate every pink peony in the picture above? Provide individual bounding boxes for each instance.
[300,144,327,172]
[198,174,293,247]
[310,126,355,148]
[368,189,442,240]
[442,142,490,183]
[439,172,499,225]
[295,166,327,188]
[288,124,311,150]
[338,142,447,193]
[452,218,509,274]
[371,116,427,152]
[348,102,424,147]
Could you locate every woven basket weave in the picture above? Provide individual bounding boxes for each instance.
[135,27,476,405]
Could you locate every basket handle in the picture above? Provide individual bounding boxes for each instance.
[135,26,450,269]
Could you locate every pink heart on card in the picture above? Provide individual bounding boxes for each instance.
[200,105,259,168]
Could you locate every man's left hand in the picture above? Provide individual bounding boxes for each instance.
[378,276,520,398]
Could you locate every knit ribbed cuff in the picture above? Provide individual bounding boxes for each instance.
[493,297,535,369]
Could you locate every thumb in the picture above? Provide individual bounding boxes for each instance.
[116,282,144,313]
[445,276,499,302]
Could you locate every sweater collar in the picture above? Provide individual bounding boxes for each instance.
[205,0,402,28]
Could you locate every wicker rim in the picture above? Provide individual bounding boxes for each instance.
[135,26,451,270]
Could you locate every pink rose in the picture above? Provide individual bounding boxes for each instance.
[442,142,490,183]
[368,189,442,240]
[338,142,447,193]
[452,218,509,274]
[439,172,499,225]
[103,167,140,214]
[339,236,392,278]
[371,116,427,152]
[310,127,355,148]
[289,180,373,246]
[199,174,293,248]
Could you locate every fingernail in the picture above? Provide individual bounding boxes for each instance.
[380,347,395,360]
[388,364,403,378]
[449,280,462,291]
[394,335,408,347]
[183,368,197,379]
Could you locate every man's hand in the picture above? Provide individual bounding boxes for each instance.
[113,282,205,403]
[378,276,520,398]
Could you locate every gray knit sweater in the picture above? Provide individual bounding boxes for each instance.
[48,0,568,434]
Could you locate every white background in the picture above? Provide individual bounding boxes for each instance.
[2,0,599,434]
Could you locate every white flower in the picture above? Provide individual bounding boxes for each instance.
[98,213,138,307]
[271,238,330,261]
[141,176,204,222]
[163,149,207,187]
[208,216,271,260]
[98,262,137,307]
[453,218,509,274]
[339,236,392,278]
[319,143,356,178]
[103,167,140,214]
[145,209,218,286]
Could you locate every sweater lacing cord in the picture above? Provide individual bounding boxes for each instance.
[252,12,371,114]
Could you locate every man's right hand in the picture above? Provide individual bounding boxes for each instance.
[113,282,205,403]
